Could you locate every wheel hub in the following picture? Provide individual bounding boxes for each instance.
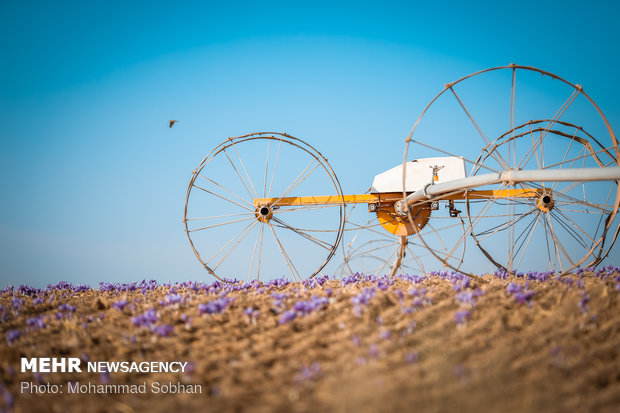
[255,204,273,222]
[537,192,554,212]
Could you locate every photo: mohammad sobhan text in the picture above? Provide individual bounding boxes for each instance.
[20,381,203,395]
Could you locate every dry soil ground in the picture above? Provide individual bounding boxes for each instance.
[1,269,620,413]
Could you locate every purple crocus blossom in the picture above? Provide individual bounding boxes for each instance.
[295,362,321,384]
[379,330,391,340]
[405,351,419,364]
[5,329,20,344]
[112,299,129,310]
[131,308,158,327]
[165,294,183,305]
[513,291,536,304]
[58,303,76,313]
[26,315,46,329]
[369,344,380,358]
[454,310,471,324]
[198,297,234,315]
[153,324,174,337]
[278,309,297,324]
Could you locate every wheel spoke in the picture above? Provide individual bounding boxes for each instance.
[552,146,584,192]
[268,222,301,281]
[509,66,516,169]
[188,216,255,233]
[272,159,321,207]
[248,222,262,282]
[475,206,537,241]
[515,212,542,271]
[545,213,575,271]
[230,139,259,199]
[524,90,581,170]
[263,139,271,198]
[411,139,501,174]
[197,173,255,209]
[541,211,554,271]
[206,219,257,269]
[541,145,614,170]
[267,138,283,199]
[185,211,255,221]
[257,224,265,280]
[449,86,510,170]
[192,184,254,212]
[271,216,333,251]
[538,89,581,144]
[222,148,256,201]
[550,209,591,248]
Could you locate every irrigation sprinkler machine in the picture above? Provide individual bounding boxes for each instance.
[183,65,620,281]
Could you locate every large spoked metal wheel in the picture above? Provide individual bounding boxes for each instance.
[467,120,619,273]
[184,132,345,281]
[403,64,620,274]
[338,202,429,277]
[338,201,465,276]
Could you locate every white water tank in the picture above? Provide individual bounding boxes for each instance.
[371,156,466,193]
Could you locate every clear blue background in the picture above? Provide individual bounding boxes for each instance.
[1,0,619,287]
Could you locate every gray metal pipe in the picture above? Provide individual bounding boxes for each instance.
[398,166,620,214]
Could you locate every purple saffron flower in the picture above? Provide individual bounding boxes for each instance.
[112,299,129,310]
[405,351,419,364]
[295,362,321,384]
[26,316,46,329]
[278,309,297,324]
[5,329,20,344]
[11,297,24,310]
[369,344,380,358]
[58,303,76,313]
[165,294,183,305]
[506,282,522,294]
[455,291,476,306]
[513,291,536,304]
[454,310,471,324]
[379,330,392,340]
[100,371,110,384]
[351,287,376,307]
[131,308,158,327]
[153,324,174,337]
[198,297,234,315]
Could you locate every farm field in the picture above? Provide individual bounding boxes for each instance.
[1,268,620,413]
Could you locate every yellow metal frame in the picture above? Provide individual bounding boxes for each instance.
[254,188,544,207]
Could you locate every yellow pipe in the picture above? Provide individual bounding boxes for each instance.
[254,188,543,207]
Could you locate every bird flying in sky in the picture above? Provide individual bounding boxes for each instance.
[169,120,179,128]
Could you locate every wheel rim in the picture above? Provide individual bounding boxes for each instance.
[402,64,620,275]
[184,132,345,281]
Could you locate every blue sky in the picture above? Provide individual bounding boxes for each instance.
[1,1,619,287]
